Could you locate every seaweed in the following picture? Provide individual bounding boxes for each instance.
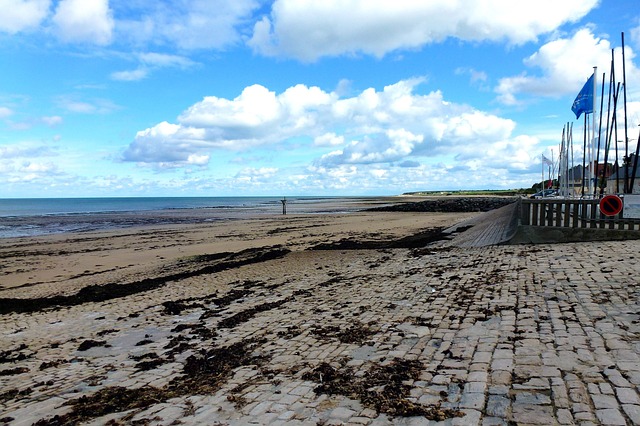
[33,338,269,425]
[77,340,109,351]
[310,321,375,345]
[309,228,448,250]
[217,297,293,329]
[302,359,464,420]
[0,246,290,315]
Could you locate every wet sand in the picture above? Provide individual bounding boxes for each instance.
[1,200,639,425]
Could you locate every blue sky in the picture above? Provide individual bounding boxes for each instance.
[1,0,640,197]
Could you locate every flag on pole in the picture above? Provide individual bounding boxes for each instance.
[542,154,553,166]
[571,73,595,119]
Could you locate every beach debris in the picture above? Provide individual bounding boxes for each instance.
[217,296,293,329]
[0,367,29,376]
[77,340,109,351]
[309,227,448,250]
[310,321,376,345]
[0,344,31,364]
[276,325,302,339]
[301,359,464,420]
[0,387,33,403]
[0,246,291,315]
[33,338,270,425]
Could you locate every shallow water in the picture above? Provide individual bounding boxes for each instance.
[0,196,382,238]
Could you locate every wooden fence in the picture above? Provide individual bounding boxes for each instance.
[520,198,640,230]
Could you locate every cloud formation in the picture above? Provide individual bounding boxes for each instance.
[123,79,523,175]
[0,106,14,118]
[115,0,260,50]
[496,28,640,105]
[111,52,196,81]
[0,0,50,34]
[52,0,114,44]
[249,0,598,61]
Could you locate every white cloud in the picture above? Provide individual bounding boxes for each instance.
[0,0,50,34]
[631,24,640,51]
[0,142,64,187]
[111,53,196,82]
[111,68,149,82]
[116,0,259,50]
[249,0,598,61]
[52,0,114,45]
[0,142,57,158]
[314,133,344,147]
[0,106,14,118]
[123,79,521,173]
[318,129,423,166]
[495,28,640,105]
[235,167,278,179]
[56,96,119,114]
[140,52,195,68]
[41,115,62,126]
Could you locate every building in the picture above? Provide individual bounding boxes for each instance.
[607,154,640,194]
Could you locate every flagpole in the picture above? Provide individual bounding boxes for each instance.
[622,33,629,193]
[590,66,597,198]
[570,123,574,198]
[551,149,554,189]
[541,153,544,192]
[582,114,587,198]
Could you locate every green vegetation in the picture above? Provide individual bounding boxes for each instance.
[402,188,532,196]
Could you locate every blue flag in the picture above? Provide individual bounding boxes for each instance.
[571,73,594,119]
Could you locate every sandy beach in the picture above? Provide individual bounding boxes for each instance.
[1,200,639,425]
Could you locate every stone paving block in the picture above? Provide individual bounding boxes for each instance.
[452,409,481,425]
[551,383,570,409]
[513,392,551,405]
[622,404,640,425]
[510,404,555,425]
[512,378,550,390]
[468,371,489,382]
[555,408,574,425]
[482,417,508,425]
[459,392,486,410]
[603,368,633,387]
[348,417,373,425]
[573,409,596,422]
[464,381,487,394]
[485,394,510,417]
[595,408,627,425]
[616,387,640,405]
[591,393,619,410]
[490,358,513,371]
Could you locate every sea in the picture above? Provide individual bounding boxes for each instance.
[0,196,371,239]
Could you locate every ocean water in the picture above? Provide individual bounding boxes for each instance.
[0,197,366,238]
[0,197,284,217]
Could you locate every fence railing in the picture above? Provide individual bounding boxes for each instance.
[520,198,640,230]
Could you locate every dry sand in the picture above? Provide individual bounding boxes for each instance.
[1,202,639,425]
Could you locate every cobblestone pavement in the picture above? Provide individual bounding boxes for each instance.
[1,241,639,425]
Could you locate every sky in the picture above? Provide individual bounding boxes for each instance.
[1,0,640,197]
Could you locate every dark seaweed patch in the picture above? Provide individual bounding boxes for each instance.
[0,387,33,403]
[77,340,108,351]
[0,344,30,364]
[311,322,375,345]
[310,228,448,250]
[217,297,293,329]
[0,246,290,315]
[0,367,29,376]
[302,359,464,420]
[34,338,269,425]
